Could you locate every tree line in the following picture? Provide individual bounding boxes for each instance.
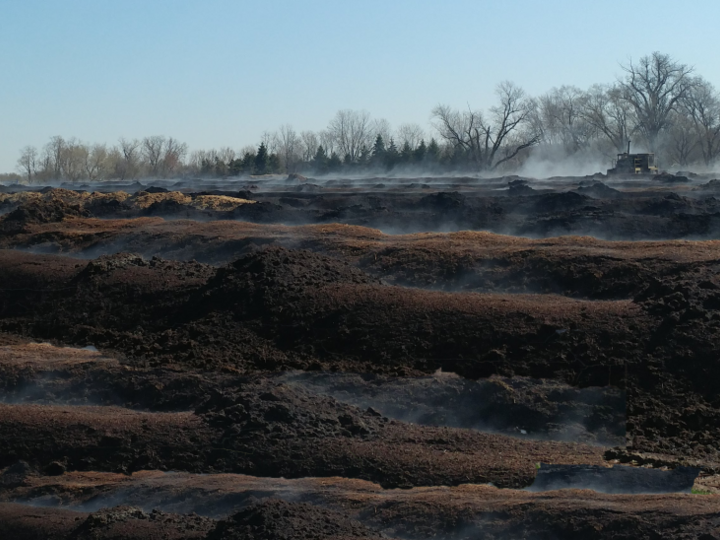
[14,52,720,183]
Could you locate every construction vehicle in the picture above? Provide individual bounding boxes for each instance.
[607,141,659,175]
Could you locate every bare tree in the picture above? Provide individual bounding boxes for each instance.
[371,118,392,147]
[59,139,87,182]
[432,81,539,170]
[117,138,141,180]
[16,146,37,183]
[260,131,276,154]
[618,52,695,151]
[218,147,236,164]
[142,136,166,177]
[318,129,336,156]
[35,147,54,181]
[189,149,219,175]
[162,138,187,177]
[105,146,123,180]
[536,86,593,152]
[684,77,720,166]
[666,111,698,166]
[187,150,205,174]
[581,84,634,152]
[396,123,426,149]
[300,131,319,162]
[84,144,109,180]
[43,136,66,180]
[327,109,372,162]
[276,125,301,172]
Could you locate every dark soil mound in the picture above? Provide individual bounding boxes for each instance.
[507,179,535,196]
[72,506,213,540]
[2,247,720,463]
[1,199,90,230]
[696,179,720,191]
[143,186,169,193]
[224,246,377,287]
[84,197,132,216]
[76,252,150,278]
[654,173,689,183]
[0,461,34,488]
[283,372,626,445]
[627,272,720,457]
[279,197,308,208]
[418,191,466,210]
[197,381,387,442]
[208,499,386,540]
[231,201,286,222]
[532,191,590,213]
[576,182,621,199]
[200,246,380,315]
[5,175,720,238]
[143,199,204,217]
[641,193,695,215]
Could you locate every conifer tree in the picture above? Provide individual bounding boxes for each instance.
[384,138,399,170]
[426,138,441,163]
[241,150,255,173]
[414,139,427,163]
[313,145,328,174]
[268,152,281,173]
[228,158,244,176]
[358,145,371,167]
[254,142,269,174]
[328,151,342,171]
[371,135,386,166]
[400,141,413,164]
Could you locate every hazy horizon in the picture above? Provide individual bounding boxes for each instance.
[3,0,720,174]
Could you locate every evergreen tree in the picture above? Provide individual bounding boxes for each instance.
[241,150,256,173]
[443,145,465,168]
[384,138,399,170]
[343,153,353,165]
[313,145,328,174]
[254,142,269,175]
[400,141,413,164]
[214,157,228,177]
[228,158,243,176]
[371,135,386,166]
[328,151,342,171]
[200,158,214,176]
[268,152,281,173]
[358,144,371,167]
[414,139,427,163]
[426,138,441,163]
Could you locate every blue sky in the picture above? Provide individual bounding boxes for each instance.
[2,0,719,172]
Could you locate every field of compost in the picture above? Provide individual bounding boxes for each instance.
[2,173,720,539]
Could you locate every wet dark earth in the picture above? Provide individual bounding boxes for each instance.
[2,173,720,538]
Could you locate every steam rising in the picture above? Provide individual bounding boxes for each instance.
[279,371,626,445]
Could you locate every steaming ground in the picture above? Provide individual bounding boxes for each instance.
[0,344,624,444]
[5,171,720,241]
[3,173,720,538]
[279,371,625,445]
[2,468,720,539]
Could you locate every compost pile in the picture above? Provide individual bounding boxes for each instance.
[2,174,720,539]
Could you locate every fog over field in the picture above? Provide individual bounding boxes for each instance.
[6,51,720,186]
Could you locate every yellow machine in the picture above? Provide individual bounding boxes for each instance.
[607,141,659,175]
